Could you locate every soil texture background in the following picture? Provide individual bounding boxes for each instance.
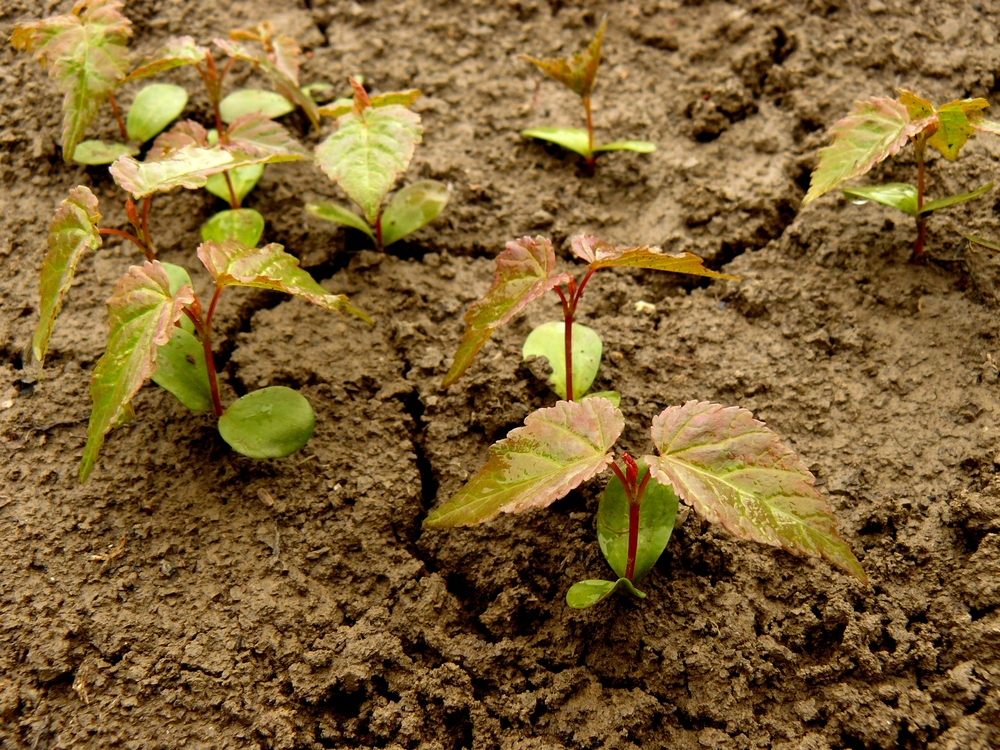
[2,0,1000,748]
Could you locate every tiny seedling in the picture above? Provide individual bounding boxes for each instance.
[307,79,450,249]
[802,90,999,261]
[33,186,371,482]
[441,234,734,403]
[423,396,867,607]
[521,19,655,168]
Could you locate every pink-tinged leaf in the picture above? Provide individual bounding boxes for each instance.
[442,236,573,388]
[120,35,208,83]
[802,97,924,205]
[33,186,103,366]
[146,119,208,160]
[424,398,624,528]
[571,235,739,280]
[271,34,301,85]
[12,0,132,162]
[644,401,867,583]
[80,261,194,482]
[222,113,306,159]
[522,18,606,99]
[970,116,1000,135]
[927,98,990,161]
[196,240,372,324]
[213,37,320,128]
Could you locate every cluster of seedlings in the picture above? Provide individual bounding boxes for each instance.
[19,1,997,606]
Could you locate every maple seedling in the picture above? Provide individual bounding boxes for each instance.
[441,234,736,404]
[307,78,450,250]
[33,186,371,483]
[521,19,655,169]
[802,90,999,261]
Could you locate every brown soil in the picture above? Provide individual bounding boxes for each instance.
[2,0,1000,748]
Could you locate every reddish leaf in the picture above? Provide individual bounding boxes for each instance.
[222,113,305,159]
[120,35,208,82]
[33,186,103,366]
[571,235,738,280]
[146,119,208,160]
[80,261,194,482]
[423,398,624,528]
[644,401,867,582]
[442,236,572,387]
[522,18,606,99]
[196,240,372,324]
[803,97,925,204]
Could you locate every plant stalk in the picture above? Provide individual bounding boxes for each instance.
[182,300,225,418]
[914,137,927,262]
[108,91,128,141]
[375,210,383,249]
[583,95,595,169]
[223,171,239,209]
[99,228,152,261]
[141,196,153,255]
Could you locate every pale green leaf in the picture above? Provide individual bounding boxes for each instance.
[305,201,376,239]
[381,180,450,246]
[594,140,657,153]
[33,186,103,365]
[151,328,212,412]
[200,208,265,246]
[80,261,194,482]
[522,321,602,400]
[442,236,573,388]
[644,400,867,583]
[71,139,138,165]
[126,83,188,143]
[919,182,993,215]
[423,397,624,528]
[522,127,592,157]
[110,146,238,197]
[841,183,918,216]
[220,89,294,123]
[205,164,264,204]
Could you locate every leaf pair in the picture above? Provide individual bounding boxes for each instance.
[442,235,736,388]
[423,398,867,584]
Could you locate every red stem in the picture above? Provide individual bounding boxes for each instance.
[108,91,128,141]
[625,502,641,583]
[375,210,383,249]
[205,286,223,332]
[182,304,224,418]
[222,171,239,209]
[141,196,153,254]
[554,286,574,401]
[99,228,153,261]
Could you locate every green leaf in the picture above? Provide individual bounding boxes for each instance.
[919,182,993,215]
[218,386,315,459]
[566,578,645,608]
[222,113,305,160]
[110,146,238,197]
[305,201,376,240]
[522,127,592,158]
[423,397,624,528]
[593,140,657,153]
[120,35,208,83]
[197,240,373,324]
[369,90,422,109]
[927,98,990,161]
[803,97,923,204]
[597,462,678,582]
[584,390,620,408]
[33,186,103,366]
[381,180,450,246]
[442,236,573,388]
[897,90,934,121]
[126,83,188,143]
[80,261,194,482]
[205,164,265,204]
[522,321,602,400]
[571,235,739,279]
[643,400,867,583]
[970,116,1000,136]
[160,261,195,333]
[220,89,294,123]
[965,233,1000,252]
[315,104,423,225]
[200,208,265,246]
[71,139,138,165]
[150,328,212,412]
[841,183,919,216]
[522,18,606,99]
[12,0,132,162]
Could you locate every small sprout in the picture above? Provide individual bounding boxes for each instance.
[803,91,998,261]
[521,19,655,168]
[309,79,450,249]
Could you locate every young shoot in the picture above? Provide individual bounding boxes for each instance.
[802,91,999,261]
[521,19,656,169]
[33,187,372,483]
[307,78,450,250]
[441,234,736,403]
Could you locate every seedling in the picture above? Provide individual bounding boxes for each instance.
[441,234,735,403]
[423,397,867,608]
[521,19,655,168]
[307,79,450,249]
[33,185,370,482]
[802,91,999,261]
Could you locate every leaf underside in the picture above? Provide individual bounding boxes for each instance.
[33,186,103,366]
[151,328,213,412]
[643,400,867,583]
[566,577,645,608]
[570,235,739,279]
[442,236,572,388]
[381,180,450,246]
[13,0,132,162]
[315,104,423,225]
[196,240,372,324]
[81,261,194,482]
[222,113,306,159]
[306,201,376,239]
[842,181,993,217]
[523,17,606,99]
[423,397,624,528]
[803,97,923,205]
